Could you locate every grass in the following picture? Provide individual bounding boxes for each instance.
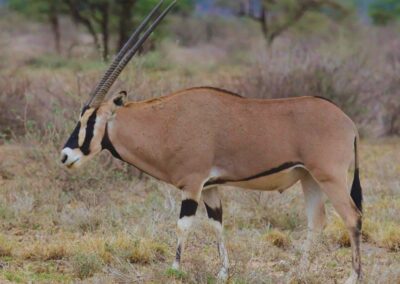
[262,229,291,249]
[165,268,187,280]
[0,138,399,283]
[72,253,103,279]
[20,241,68,261]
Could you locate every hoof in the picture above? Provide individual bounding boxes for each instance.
[171,261,180,270]
[298,258,311,272]
[344,271,361,284]
[217,268,228,282]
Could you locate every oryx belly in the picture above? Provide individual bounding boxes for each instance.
[225,166,307,191]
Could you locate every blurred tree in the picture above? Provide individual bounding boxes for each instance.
[64,0,195,60]
[63,0,115,61]
[369,0,400,25]
[8,0,195,60]
[218,0,348,45]
[8,0,65,54]
[115,0,195,51]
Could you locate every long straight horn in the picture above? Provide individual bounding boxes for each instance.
[86,0,166,107]
[88,0,177,107]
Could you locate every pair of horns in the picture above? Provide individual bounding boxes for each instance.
[86,0,176,107]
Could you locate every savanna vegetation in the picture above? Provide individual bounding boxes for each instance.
[0,0,399,283]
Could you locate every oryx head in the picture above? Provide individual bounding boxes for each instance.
[61,0,175,169]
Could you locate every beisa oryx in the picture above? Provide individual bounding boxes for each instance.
[61,1,363,283]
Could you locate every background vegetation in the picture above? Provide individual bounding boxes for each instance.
[0,0,399,283]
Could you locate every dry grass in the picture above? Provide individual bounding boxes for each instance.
[20,240,69,261]
[325,214,351,247]
[0,235,13,257]
[263,229,291,249]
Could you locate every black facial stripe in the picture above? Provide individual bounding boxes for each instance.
[179,199,198,219]
[80,109,97,155]
[204,202,222,223]
[63,122,81,149]
[80,105,90,116]
[204,161,304,187]
[101,124,122,159]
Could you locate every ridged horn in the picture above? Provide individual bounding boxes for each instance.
[87,0,176,107]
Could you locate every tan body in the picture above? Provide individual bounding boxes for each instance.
[109,88,355,190]
[100,88,362,283]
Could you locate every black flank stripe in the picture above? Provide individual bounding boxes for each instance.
[205,161,304,187]
[80,110,97,155]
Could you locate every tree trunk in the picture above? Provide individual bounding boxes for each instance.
[99,2,110,61]
[259,4,269,42]
[63,0,101,53]
[118,0,136,51]
[49,3,61,54]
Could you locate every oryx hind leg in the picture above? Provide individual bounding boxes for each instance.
[172,178,204,271]
[311,169,362,284]
[202,187,229,281]
[299,173,327,270]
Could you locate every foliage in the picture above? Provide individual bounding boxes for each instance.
[217,0,350,44]
[369,0,400,25]
[7,0,195,59]
[7,0,65,21]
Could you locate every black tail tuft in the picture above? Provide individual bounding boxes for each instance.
[351,168,363,212]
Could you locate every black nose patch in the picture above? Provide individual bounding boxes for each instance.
[63,122,81,149]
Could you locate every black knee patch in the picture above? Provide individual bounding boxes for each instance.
[204,202,223,223]
[179,199,198,218]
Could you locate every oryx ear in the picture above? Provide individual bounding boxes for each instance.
[112,91,127,107]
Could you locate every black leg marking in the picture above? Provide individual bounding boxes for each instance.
[357,217,362,231]
[175,244,181,262]
[204,202,222,223]
[179,199,198,218]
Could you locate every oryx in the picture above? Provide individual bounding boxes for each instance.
[61,1,363,283]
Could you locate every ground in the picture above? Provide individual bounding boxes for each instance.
[0,139,399,283]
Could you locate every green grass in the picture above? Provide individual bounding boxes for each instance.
[165,268,187,280]
[71,253,103,279]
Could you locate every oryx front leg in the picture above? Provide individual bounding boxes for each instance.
[172,183,202,271]
[202,187,229,281]
[300,174,326,270]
